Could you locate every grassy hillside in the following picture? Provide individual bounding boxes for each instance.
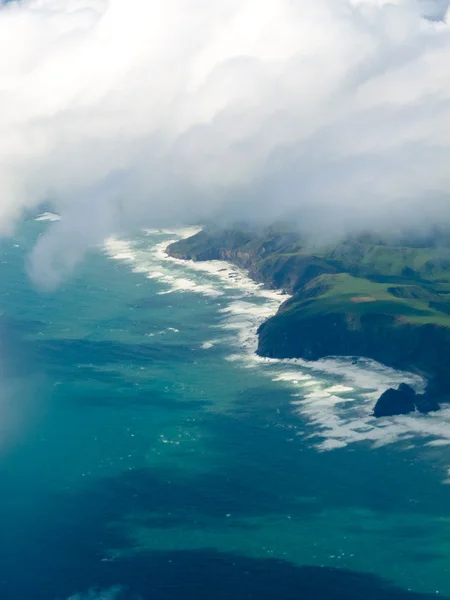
[281,273,450,326]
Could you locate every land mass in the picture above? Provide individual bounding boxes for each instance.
[167,226,450,413]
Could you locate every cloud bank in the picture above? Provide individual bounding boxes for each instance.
[0,0,450,282]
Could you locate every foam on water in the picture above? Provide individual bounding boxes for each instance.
[105,234,223,298]
[35,212,61,222]
[104,228,450,465]
[201,342,215,349]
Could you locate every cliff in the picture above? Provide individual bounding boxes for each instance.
[257,274,450,394]
[167,228,338,293]
[167,227,450,403]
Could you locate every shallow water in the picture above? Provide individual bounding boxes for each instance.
[0,219,449,599]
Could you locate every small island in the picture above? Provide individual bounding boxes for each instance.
[167,225,450,415]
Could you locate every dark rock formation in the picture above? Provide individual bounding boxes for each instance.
[373,383,417,417]
[414,393,441,414]
[373,383,441,418]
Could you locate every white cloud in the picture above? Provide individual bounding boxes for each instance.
[0,0,449,283]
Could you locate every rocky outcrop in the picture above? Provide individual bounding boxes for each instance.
[414,393,441,414]
[373,383,440,417]
[373,384,417,417]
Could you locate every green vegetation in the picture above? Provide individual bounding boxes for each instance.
[281,273,450,326]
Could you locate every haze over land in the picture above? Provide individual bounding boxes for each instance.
[0,0,450,284]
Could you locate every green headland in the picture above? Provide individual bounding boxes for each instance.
[167,226,450,410]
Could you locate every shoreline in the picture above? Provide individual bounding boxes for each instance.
[164,230,425,386]
[165,228,450,407]
[103,227,450,457]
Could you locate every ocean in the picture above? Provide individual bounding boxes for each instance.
[0,216,449,600]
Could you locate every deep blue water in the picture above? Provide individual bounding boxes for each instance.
[0,218,449,600]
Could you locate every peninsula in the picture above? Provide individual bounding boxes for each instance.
[167,226,450,414]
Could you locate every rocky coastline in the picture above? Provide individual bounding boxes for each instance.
[167,227,450,415]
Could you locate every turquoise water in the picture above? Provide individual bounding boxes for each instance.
[0,218,450,600]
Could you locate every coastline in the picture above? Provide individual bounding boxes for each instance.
[165,227,450,407]
[164,229,423,382]
[103,226,450,457]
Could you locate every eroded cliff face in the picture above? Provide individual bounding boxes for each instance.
[169,243,271,289]
[167,229,336,293]
[257,311,450,394]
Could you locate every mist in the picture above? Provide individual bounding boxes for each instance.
[1,0,450,284]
